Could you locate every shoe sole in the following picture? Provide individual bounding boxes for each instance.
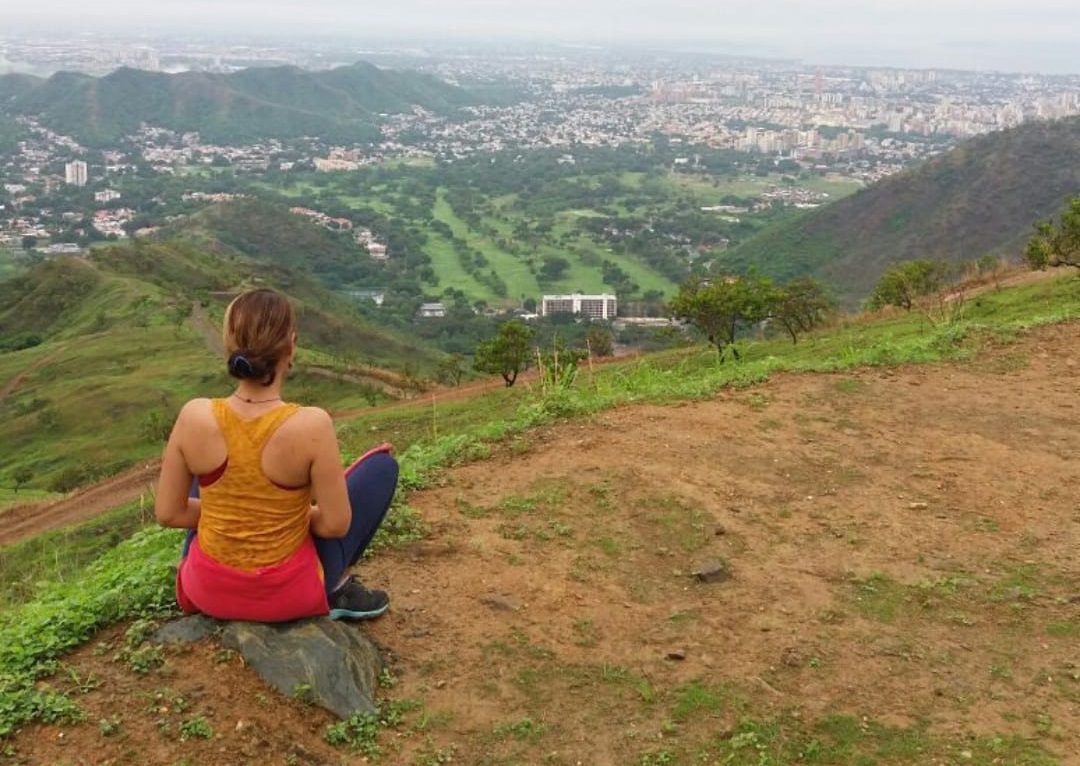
[329,603,389,621]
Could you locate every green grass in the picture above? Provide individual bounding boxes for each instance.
[0,500,157,611]
[433,189,539,300]
[0,487,58,509]
[0,524,181,736]
[418,222,498,299]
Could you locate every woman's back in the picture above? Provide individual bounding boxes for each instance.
[195,398,313,569]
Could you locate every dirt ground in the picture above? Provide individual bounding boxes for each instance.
[5,319,1079,765]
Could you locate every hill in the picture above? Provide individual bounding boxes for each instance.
[719,115,1080,304]
[163,197,395,292]
[0,241,441,491]
[1,271,1078,764]
[0,61,480,145]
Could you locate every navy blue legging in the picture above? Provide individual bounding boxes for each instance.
[185,449,399,595]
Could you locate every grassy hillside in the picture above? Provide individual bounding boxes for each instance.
[1,269,1078,763]
[720,115,1080,305]
[2,61,479,145]
[0,242,442,492]
[171,198,382,285]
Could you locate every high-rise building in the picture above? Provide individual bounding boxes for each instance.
[65,160,88,187]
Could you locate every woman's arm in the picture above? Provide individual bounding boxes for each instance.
[306,407,351,538]
[155,402,202,529]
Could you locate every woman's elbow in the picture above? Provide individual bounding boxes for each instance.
[154,498,184,528]
[322,518,350,538]
[154,505,176,527]
[312,508,350,538]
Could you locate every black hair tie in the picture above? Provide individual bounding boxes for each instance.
[228,352,256,378]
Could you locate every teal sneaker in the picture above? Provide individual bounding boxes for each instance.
[328,576,390,621]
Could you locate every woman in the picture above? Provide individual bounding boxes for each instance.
[155,288,398,622]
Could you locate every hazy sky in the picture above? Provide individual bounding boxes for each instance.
[6,0,1080,73]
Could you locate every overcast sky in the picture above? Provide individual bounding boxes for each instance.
[6,0,1080,73]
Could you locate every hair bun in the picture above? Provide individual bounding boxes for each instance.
[228,352,259,379]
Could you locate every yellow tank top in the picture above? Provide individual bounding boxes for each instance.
[196,399,313,570]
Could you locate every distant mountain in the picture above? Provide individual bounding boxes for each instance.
[719,115,1080,304]
[0,61,480,145]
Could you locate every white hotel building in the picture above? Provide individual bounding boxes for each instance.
[540,293,618,320]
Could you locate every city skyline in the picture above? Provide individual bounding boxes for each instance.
[4,0,1080,75]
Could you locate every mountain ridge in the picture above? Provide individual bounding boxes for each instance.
[719,115,1080,304]
[0,60,480,145]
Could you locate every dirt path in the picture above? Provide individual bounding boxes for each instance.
[188,300,223,357]
[0,461,161,546]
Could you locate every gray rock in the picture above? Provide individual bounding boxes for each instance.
[150,614,221,644]
[691,559,731,584]
[151,616,384,719]
[220,620,384,718]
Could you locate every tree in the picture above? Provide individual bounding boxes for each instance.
[436,354,466,387]
[540,256,570,281]
[474,320,534,387]
[772,277,836,344]
[669,274,774,360]
[868,259,951,311]
[12,466,33,493]
[585,324,614,357]
[1025,196,1080,269]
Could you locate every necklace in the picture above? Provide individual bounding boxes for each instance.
[231,393,282,404]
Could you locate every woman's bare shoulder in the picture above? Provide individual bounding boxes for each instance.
[290,404,334,429]
[177,397,215,420]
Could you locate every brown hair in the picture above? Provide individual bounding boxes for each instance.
[222,289,295,386]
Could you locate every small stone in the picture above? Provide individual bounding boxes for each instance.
[435,680,447,689]
[714,525,727,536]
[666,649,687,661]
[691,559,731,584]
[480,595,519,612]
[909,502,929,510]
